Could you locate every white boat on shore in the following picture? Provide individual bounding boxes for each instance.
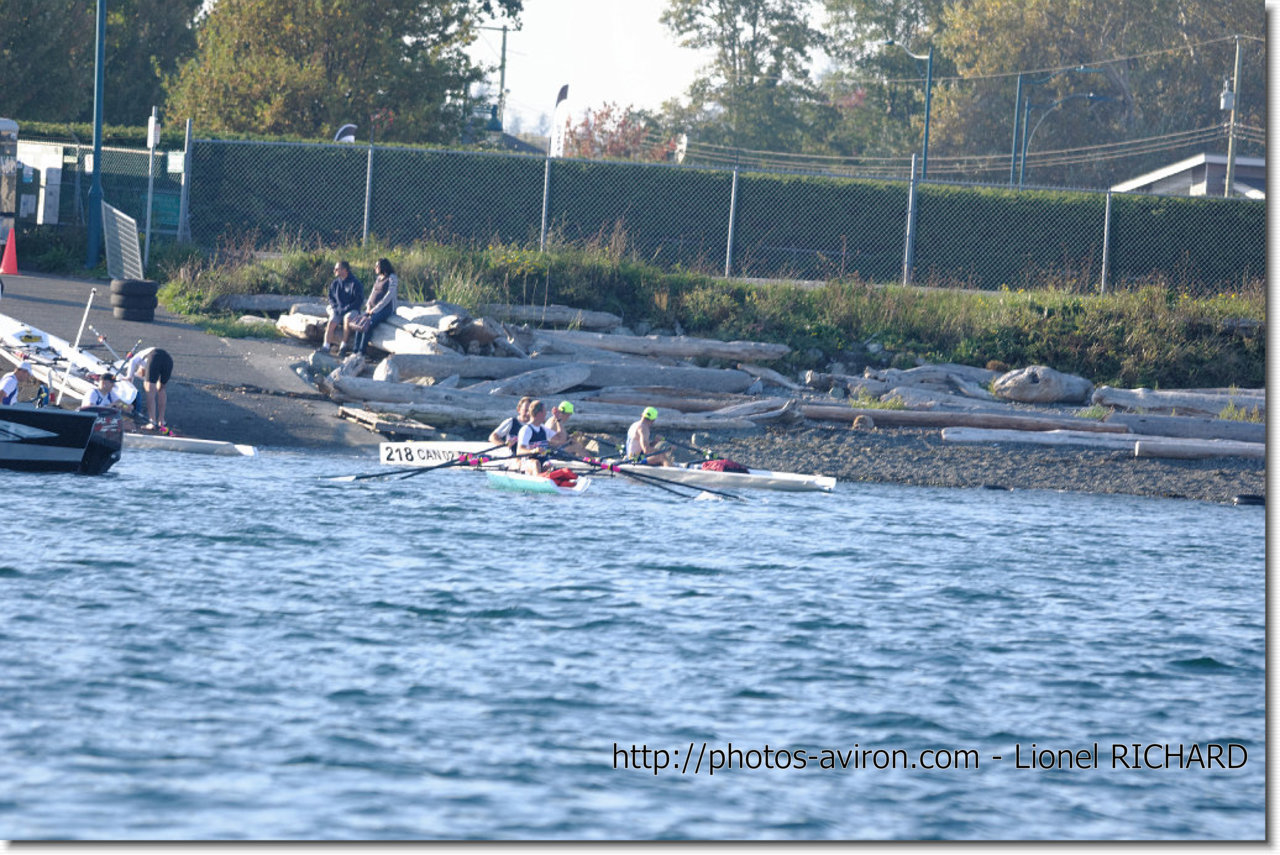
[124,432,257,457]
[0,311,137,409]
[380,440,836,493]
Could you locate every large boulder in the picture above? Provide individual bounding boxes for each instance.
[992,365,1093,404]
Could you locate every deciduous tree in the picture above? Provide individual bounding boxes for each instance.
[0,0,200,124]
[165,0,521,143]
[932,0,1264,184]
[560,103,673,162]
[661,0,834,152]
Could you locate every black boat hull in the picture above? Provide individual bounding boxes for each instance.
[0,406,123,475]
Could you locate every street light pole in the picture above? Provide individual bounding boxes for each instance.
[882,39,934,180]
[1010,66,1107,186]
[85,0,106,269]
[1019,93,1116,187]
[1009,72,1025,185]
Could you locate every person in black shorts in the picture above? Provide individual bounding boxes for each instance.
[124,347,174,432]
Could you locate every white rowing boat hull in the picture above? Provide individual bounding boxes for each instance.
[124,432,257,456]
[610,463,835,492]
[486,470,590,495]
[0,312,137,407]
[380,440,836,492]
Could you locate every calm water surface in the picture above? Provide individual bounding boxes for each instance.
[1,448,1265,840]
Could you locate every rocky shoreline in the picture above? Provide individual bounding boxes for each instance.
[680,424,1265,505]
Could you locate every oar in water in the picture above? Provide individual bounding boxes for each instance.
[554,450,744,502]
[329,443,509,483]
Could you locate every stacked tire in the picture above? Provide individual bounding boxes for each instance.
[110,279,158,322]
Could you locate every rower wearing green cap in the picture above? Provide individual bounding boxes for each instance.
[547,400,588,457]
[625,406,673,467]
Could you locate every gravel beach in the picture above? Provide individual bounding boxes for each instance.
[679,424,1265,505]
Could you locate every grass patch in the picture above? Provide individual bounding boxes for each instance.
[1072,405,1111,420]
[849,388,907,410]
[1218,401,1264,422]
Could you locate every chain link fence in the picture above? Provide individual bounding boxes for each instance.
[25,135,1266,297]
[17,139,185,243]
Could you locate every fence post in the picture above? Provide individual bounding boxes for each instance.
[901,154,918,286]
[1099,190,1113,294]
[143,106,157,269]
[539,157,552,251]
[725,167,739,278]
[176,118,192,243]
[362,144,374,246]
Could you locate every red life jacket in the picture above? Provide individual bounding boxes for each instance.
[544,467,578,487]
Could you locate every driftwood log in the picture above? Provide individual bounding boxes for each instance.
[462,363,592,397]
[276,312,326,342]
[475,303,623,331]
[883,387,1011,412]
[376,352,755,393]
[582,387,755,413]
[1104,412,1265,444]
[1134,438,1266,460]
[942,426,1264,460]
[737,363,803,390]
[866,364,1000,386]
[800,404,1131,433]
[804,370,891,397]
[346,398,757,432]
[536,329,790,362]
[1092,386,1265,416]
[992,365,1092,404]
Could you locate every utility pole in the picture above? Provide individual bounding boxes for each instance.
[1223,35,1242,198]
[478,25,511,130]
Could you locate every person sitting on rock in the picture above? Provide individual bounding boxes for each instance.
[323,260,364,356]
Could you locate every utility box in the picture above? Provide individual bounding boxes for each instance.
[0,118,16,240]
[16,142,62,225]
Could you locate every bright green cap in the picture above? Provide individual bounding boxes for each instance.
[642,406,658,421]
[557,401,575,414]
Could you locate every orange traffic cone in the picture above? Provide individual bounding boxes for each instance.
[0,228,17,275]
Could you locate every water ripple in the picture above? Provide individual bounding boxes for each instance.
[0,451,1262,840]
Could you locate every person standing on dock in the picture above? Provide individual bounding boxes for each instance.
[0,362,32,405]
[625,407,673,467]
[324,260,364,356]
[123,347,174,432]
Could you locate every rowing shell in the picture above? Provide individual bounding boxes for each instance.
[124,432,257,456]
[0,312,137,407]
[380,440,835,493]
[486,470,591,495]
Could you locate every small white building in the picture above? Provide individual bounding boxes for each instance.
[1111,153,1265,199]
